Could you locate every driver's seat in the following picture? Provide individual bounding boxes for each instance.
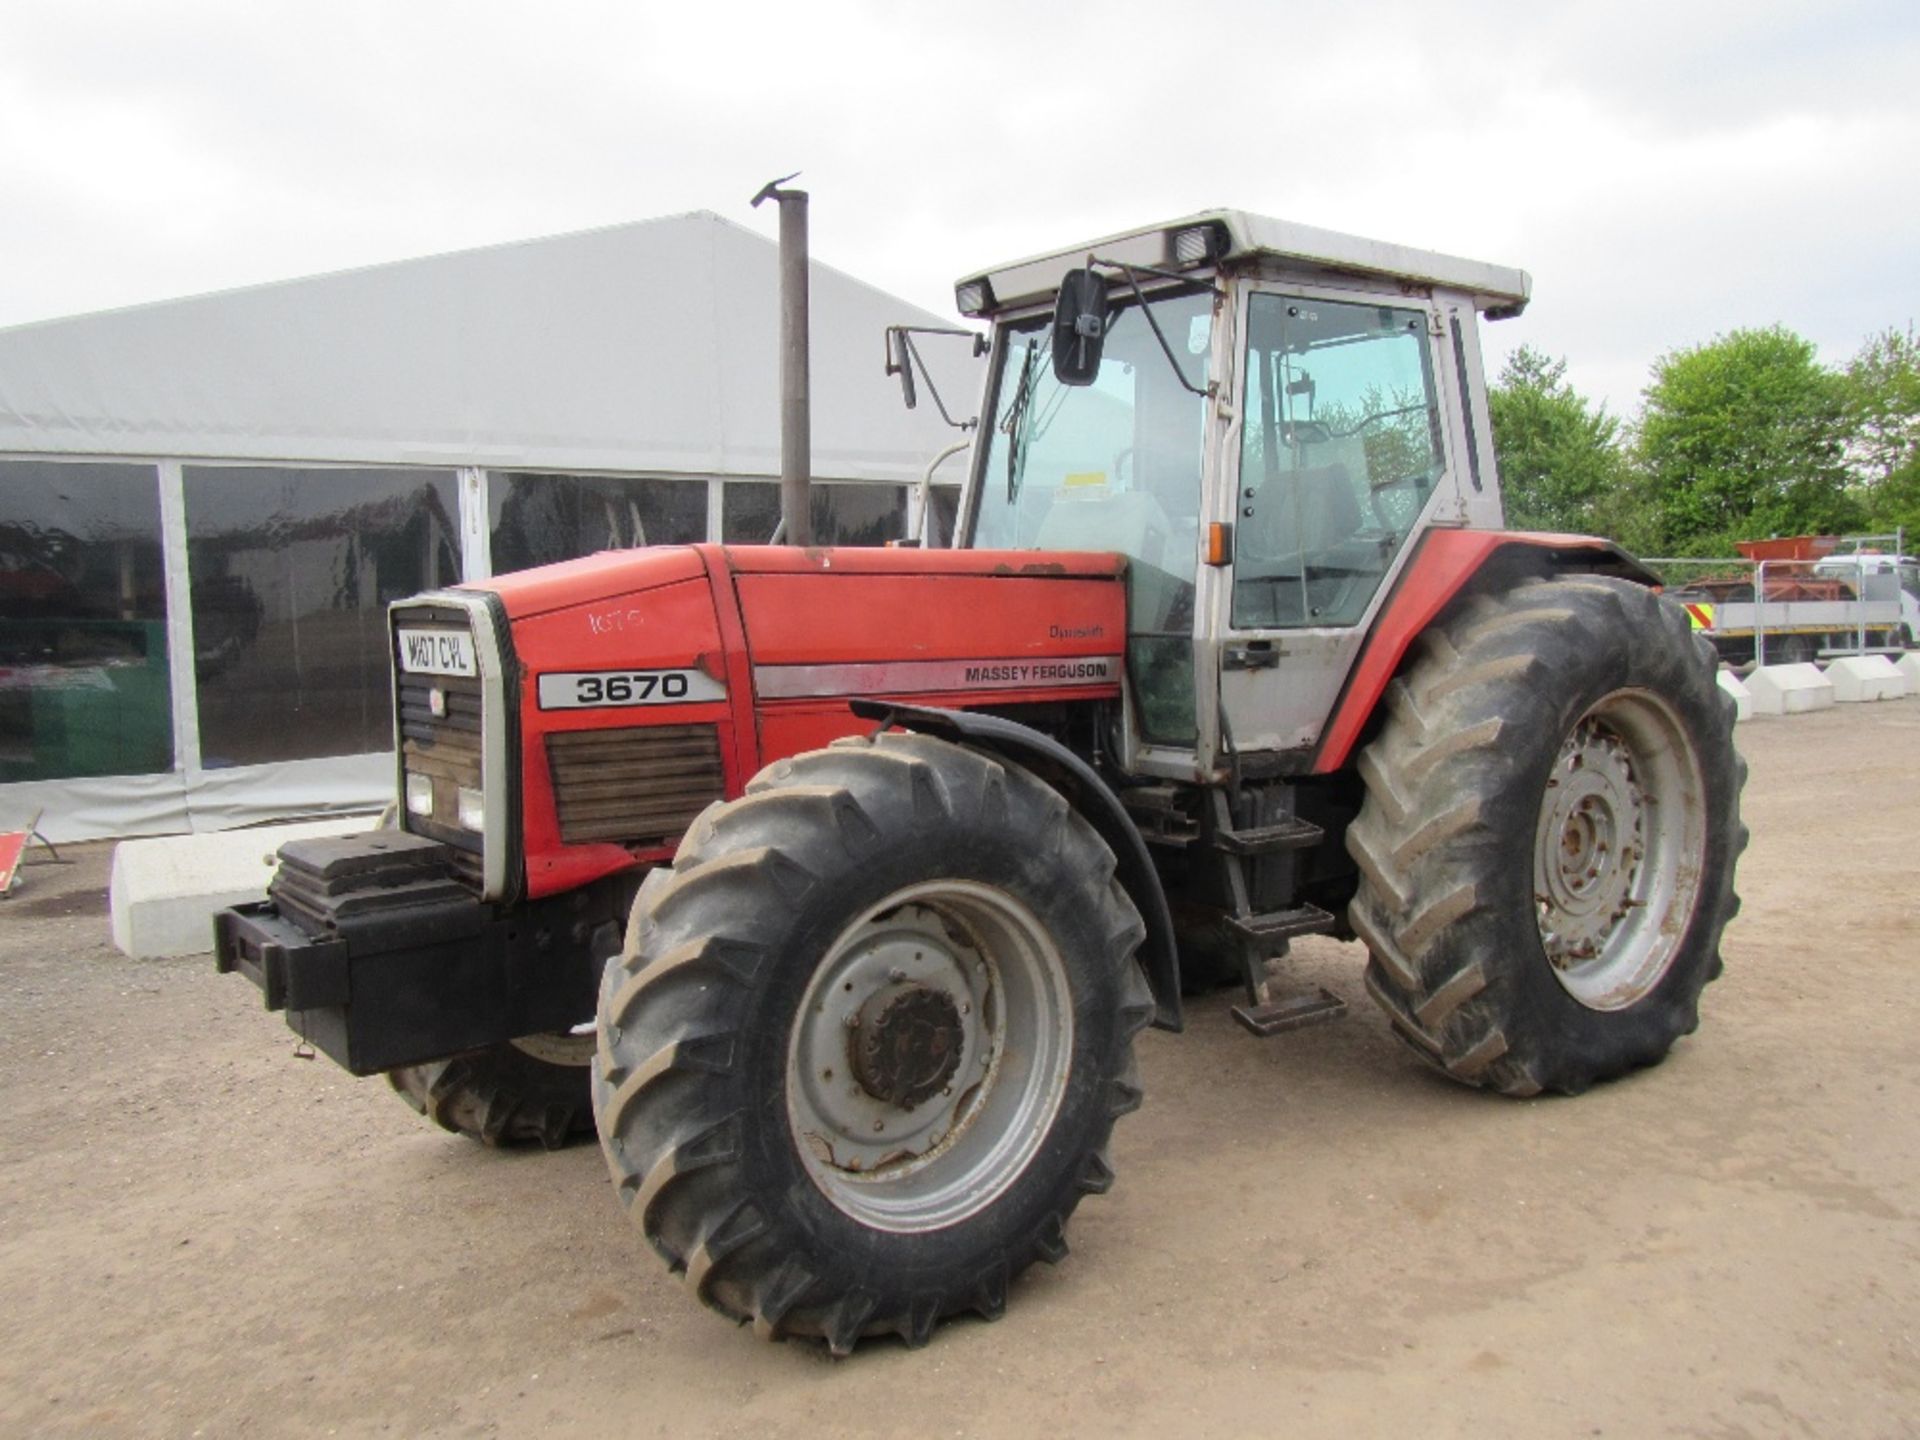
[1245,463,1361,560]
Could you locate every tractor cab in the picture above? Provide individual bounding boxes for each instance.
[950,211,1525,780]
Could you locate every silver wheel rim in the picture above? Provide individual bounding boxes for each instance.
[509,1031,595,1067]
[786,880,1074,1234]
[1534,688,1708,1011]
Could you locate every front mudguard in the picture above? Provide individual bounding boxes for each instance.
[850,699,1183,1032]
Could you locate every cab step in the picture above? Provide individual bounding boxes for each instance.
[1232,987,1348,1037]
[1212,817,1324,856]
[1221,902,1337,945]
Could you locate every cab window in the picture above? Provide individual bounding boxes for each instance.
[1233,294,1444,629]
[972,286,1213,744]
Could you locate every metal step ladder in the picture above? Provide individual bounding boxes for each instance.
[1208,791,1347,1037]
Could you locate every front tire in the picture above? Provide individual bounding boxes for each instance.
[592,732,1153,1353]
[1348,576,1745,1096]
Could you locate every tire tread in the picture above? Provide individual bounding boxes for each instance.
[1347,576,1744,1097]
[592,731,1148,1351]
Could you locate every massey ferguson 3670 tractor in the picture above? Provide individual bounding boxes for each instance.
[217,208,1744,1353]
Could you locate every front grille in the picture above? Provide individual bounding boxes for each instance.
[547,724,724,847]
[392,603,486,876]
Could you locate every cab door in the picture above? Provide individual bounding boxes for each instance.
[1210,282,1466,761]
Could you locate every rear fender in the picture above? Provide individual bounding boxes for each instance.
[849,698,1183,1032]
[1313,530,1658,774]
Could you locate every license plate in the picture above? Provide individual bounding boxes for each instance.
[396,628,477,677]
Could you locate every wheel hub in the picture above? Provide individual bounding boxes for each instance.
[1532,689,1708,1011]
[786,885,1073,1234]
[1536,717,1645,968]
[787,902,990,1178]
[850,984,965,1109]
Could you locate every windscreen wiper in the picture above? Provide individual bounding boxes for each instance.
[1002,340,1038,504]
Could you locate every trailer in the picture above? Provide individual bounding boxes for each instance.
[1662,540,1915,666]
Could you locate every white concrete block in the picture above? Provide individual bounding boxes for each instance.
[1746,663,1835,716]
[110,816,376,959]
[1826,654,1909,703]
[1715,668,1753,722]
[1895,651,1920,695]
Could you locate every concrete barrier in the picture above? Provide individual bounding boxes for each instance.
[1716,668,1753,722]
[1896,651,1920,695]
[1827,654,1909,703]
[1746,663,1834,716]
[110,816,377,959]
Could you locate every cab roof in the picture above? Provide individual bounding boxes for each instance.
[957,208,1531,320]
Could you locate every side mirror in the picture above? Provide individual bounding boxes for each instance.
[1051,267,1108,386]
[885,327,918,410]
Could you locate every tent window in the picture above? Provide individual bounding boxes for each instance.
[926,485,962,548]
[184,465,459,768]
[721,481,908,545]
[812,484,908,546]
[489,473,708,575]
[721,482,782,544]
[0,460,172,781]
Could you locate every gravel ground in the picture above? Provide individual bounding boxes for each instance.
[1,699,1916,1439]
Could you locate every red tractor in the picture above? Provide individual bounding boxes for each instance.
[218,209,1744,1353]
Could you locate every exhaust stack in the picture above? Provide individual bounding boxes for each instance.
[752,174,812,547]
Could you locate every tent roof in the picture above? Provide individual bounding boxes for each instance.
[0,212,983,483]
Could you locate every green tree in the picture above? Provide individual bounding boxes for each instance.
[1842,325,1920,543]
[1636,326,1861,556]
[1487,345,1631,537]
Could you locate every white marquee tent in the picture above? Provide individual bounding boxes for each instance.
[0,212,985,840]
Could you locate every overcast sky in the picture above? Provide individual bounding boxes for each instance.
[2,0,1914,421]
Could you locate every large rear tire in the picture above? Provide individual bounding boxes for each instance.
[592,731,1153,1353]
[388,1037,595,1149]
[1348,576,1745,1096]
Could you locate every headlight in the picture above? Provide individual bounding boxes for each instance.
[1168,222,1225,266]
[954,278,994,318]
[405,771,434,817]
[456,785,486,832]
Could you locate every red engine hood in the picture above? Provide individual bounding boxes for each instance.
[471,545,711,620]
[469,542,1129,620]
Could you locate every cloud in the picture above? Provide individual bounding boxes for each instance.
[0,0,1914,421]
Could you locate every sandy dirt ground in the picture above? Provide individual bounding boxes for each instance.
[1,700,1916,1440]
